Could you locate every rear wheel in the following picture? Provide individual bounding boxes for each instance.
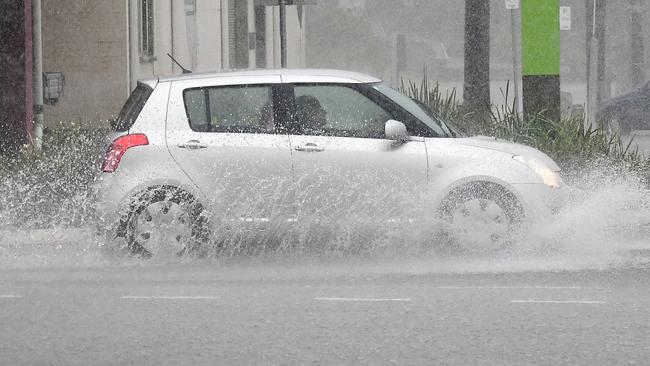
[439,183,523,253]
[125,187,208,258]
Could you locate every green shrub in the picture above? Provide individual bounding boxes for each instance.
[400,76,466,128]
[400,74,650,187]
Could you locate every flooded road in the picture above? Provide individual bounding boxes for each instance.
[1,164,648,365]
[2,260,650,365]
[0,216,649,365]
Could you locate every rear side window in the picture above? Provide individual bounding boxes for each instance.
[183,85,274,133]
[114,83,153,132]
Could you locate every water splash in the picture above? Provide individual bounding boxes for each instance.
[1,153,648,272]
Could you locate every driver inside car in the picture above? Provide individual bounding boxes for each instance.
[295,95,328,134]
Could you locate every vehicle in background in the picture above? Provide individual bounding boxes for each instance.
[94,69,566,258]
[598,81,650,156]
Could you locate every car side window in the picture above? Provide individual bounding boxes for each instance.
[292,85,394,139]
[183,85,275,133]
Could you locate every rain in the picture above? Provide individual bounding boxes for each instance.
[1,1,650,364]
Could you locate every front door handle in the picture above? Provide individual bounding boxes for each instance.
[294,143,324,153]
[178,140,207,149]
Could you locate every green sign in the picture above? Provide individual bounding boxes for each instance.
[521,0,560,76]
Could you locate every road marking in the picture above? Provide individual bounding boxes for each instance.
[0,295,22,299]
[314,297,411,302]
[436,286,596,290]
[510,300,605,304]
[121,295,220,300]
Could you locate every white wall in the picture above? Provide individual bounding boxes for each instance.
[129,1,306,86]
[129,0,207,86]
[195,0,224,72]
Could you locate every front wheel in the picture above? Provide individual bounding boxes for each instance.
[439,183,523,254]
[124,188,208,258]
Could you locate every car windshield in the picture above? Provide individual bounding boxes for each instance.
[373,83,453,137]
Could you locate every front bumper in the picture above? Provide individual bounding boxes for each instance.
[511,182,568,219]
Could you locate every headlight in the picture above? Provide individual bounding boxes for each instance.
[513,155,562,188]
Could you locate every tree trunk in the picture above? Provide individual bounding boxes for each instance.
[463,0,491,126]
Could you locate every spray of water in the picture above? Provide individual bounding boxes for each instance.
[1,146,648,272]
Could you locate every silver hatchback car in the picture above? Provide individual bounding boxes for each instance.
[95,69,565,257]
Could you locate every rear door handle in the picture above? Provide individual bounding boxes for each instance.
[178,140,207,149]
[294,143,324,152]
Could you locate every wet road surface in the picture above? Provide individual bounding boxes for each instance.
[2,261,650,365]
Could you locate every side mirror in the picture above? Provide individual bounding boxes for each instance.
[385,120,409,142]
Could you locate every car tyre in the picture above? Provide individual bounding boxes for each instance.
[439,182,523,254]
[124,187,209,258]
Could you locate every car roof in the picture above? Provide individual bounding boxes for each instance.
[142,68,382,85]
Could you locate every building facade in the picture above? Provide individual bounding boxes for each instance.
[41,0,306,128]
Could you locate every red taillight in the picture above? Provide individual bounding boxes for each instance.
[101,133,149,173]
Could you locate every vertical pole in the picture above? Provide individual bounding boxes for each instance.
[395,34,407,85]
[510,8,520,112]
[629,0,644,87]
[24,0,34,143]
[126,0,131,92]
[266,6,276,67]
[221,0,230,69]
[521,0,561,121]
[585,0,593,125]
[32,0,44,149]
[247,0,256,68]
[595,0,607,108]
[586,0,606,125]
[279,0,287,68]
[171,0,175,73]
[128,0,141,89]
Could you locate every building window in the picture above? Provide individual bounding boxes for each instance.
[140,0,155,62]
[184,0,196,15]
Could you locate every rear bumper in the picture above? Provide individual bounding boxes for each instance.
[92,172,131,239]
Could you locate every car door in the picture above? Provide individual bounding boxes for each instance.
[286,83,429,224]
[165,75,294,226]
